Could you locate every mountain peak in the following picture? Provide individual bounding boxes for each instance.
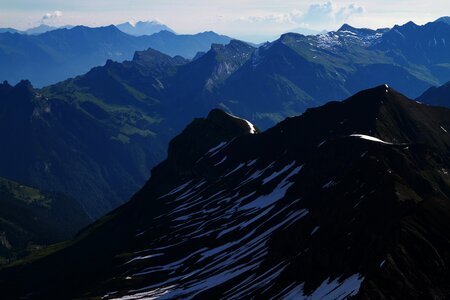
[337,23,378,35]
[393,20,419,30]
[338,23,356,31]
[131,47,188,71]
[149,109,258,182]
[210,39,254,54]
[116,20,175,36]
[207,108,259,134]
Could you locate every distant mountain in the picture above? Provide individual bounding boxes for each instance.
[0,28,20,34]
[116,21,175,36]
[417,80,450,107]
[1,85,448,299]
[0,25,233,87]
[0,24,73,35]
[373,21,450,76]
[61,21,450,129]
[435,16,450,26]
[24,24,65,35]
[0,176,90,265]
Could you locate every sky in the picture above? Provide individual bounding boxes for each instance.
[0,0,448,42]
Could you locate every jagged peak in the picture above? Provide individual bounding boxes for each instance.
[14,80,34,92]
[210,39,253,53]
[338,23,356,31]
[150,109,258,181]
[131,48,188,67]
[393,20,419,31]
[337,23,378,35]
[132,47,171,61]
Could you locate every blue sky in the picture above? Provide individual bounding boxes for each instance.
[0,0,448,42]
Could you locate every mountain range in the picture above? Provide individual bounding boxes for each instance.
[0,20,173,36]
[0,85,448,299]
[0,24,73,35]
[0,25,232,87]
[2,18,450,220]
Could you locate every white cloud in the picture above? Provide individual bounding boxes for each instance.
[288,2,364,29]
[224,2,364,30]
[41,10,63,25]
[211,2,364,41]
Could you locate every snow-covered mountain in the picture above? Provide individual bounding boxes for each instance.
[116,21,175,36]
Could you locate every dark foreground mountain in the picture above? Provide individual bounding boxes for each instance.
[0,25,232,87]
[1,85,449,299]
[0,176,90,265]
[417,80,450,107]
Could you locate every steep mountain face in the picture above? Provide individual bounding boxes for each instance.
[0,176,90,265]
[373,21,450,81]
[0,79,172,218]
[0,26,232,87]
[417,80,450,107]
[164,40,256,122]
[116,21,175,36]
[1,86,448,300]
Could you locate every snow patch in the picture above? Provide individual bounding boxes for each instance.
[322,180,337,189]
[214,156,227,166]
[310,226,320,235]
[281,273,365,300]
[224,111,257,134]
[349,134,392,144]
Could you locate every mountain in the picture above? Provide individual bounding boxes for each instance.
[435,16,450,26]
[0,85,449,299]
[0,41,255,218]
[373,21,450,79]
[48,20,450,130]
[0,24,73,35]
[0,28,20,34]
[0,78,180,218]
[116,21,175,36]
[3,21,450,219]
[24,24,61,35]
[0,26,232,87]
[0,176,90,265]
[417,80,450,107]
[139,30,233,58]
